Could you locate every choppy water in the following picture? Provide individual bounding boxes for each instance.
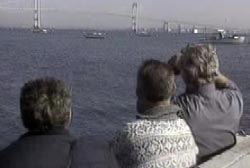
[0,29,249,149]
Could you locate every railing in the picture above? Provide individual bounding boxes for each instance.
[199,135,250,168]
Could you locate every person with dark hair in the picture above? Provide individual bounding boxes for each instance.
[169,44,243,163]
[0,77,75,168]
[111,59,198,168]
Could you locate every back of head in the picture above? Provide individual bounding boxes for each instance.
[20,77,71,132]
[136,59,175,103]
[180,44,219,85]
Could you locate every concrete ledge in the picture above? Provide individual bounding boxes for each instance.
[199,135,250,168]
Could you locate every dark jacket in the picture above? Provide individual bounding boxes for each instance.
[175,81,243,163]
[0,128,75,168]
[71,134,118,168]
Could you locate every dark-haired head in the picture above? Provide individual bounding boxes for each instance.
[20,77,72,132]
[136,59,175,114]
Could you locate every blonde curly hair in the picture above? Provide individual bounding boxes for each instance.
[179,44,219,85]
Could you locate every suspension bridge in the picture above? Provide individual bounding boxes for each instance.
[0,0,247,33]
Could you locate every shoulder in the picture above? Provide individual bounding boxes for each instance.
[175,93,200,105]
[74,134,112,152]
[174,94,203,117]
[72,134,118,168]
[219,84,243,101]
[0,135,24,154]
[113,119,194,142]
[217,79,243,101]
[0,137,25,166]
[215,80,243,113]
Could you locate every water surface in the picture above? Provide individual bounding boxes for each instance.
[0,29,249,149]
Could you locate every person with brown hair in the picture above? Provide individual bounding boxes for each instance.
[111,59,198,168]
[0,77,75,168]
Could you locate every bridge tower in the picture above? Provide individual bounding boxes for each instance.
[132,2,137,32]
[163,21,170,32]
[34,0,41,31]
[178,24,182,34]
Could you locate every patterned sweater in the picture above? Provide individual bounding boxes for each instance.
[111,105,198,168]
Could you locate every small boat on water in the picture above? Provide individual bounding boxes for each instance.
[201,31,246,44]
[33,28,48,34]
[84,32,105,39]
[136,31,151,37]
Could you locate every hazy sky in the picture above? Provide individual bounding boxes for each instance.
[0,0,250,29]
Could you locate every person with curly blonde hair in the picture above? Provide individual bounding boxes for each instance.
[169,44,243,163]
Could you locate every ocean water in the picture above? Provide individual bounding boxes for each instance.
[0,29,249,149]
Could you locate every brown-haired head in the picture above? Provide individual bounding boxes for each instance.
[136,59,175,113]
[20,77,72,132]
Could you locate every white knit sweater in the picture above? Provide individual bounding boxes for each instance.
[111,117,198,168]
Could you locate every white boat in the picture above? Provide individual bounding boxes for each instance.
[201,32,246,44]
[136,31,151,37]
[33,28,48,34]
[84,32,105,39]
